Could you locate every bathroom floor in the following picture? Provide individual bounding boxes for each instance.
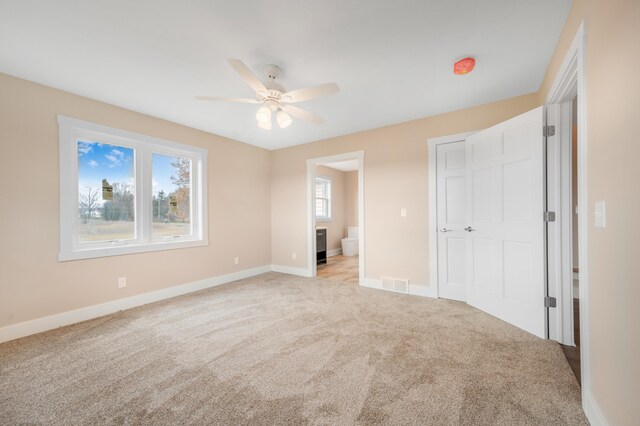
[317,255,359,284]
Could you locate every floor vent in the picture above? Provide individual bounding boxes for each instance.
[381,277,409,294]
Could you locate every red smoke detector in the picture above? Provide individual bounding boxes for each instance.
[453,57,476,75]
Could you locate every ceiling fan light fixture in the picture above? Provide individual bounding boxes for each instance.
[277,111,292,128]
[256,106,271,122]
[257,118,271,130]
[197,59,338,128]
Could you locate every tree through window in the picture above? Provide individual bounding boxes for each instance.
[152,154,192,238]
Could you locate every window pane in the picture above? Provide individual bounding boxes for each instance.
[152,153,192,238]
[316,199,327,217]
[77,141,135,242]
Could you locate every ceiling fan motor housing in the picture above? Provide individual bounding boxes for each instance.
[262,64,286,94]
[264,99,279,111]
[263,64,282,80]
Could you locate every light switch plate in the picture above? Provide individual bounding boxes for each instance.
[594,200,606,228]
[400,208,407,217]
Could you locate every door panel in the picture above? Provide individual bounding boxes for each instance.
[445,176,465,223]
[446,238,466,285]
[503,240,532,303]
[445,148,465,169]
[436,141,467,301]
[472,168,495,221]
[503,160,532,221]
[472,237,495,292]
[465,106,546,338]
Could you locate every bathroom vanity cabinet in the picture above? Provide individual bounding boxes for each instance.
[316,228,327,265]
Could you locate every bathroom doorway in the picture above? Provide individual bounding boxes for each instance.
[306,151,364,283]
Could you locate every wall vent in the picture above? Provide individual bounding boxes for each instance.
[380,277,409,294]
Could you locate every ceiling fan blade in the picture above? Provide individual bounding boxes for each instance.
[227,59,268,95]
[281,104,323,124]
[195,96,261,104]
[281,83,339,103]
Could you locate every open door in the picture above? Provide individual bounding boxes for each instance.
[465,106,547,338]
[436,141,467,301]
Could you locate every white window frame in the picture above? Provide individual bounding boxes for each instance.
[315,176,332,221]
[58,115,208,261]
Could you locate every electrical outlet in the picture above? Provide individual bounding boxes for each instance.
[292,252,297,260]
[401,208,407,217]
[118,277,126,288]
[234,257,239,265]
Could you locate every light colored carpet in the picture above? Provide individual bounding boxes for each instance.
[0,273,587,425]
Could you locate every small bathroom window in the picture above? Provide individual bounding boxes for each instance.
[315,176,332,221]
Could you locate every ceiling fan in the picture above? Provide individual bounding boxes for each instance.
[197,59,339,130]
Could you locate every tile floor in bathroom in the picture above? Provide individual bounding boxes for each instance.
[317,255,359,285]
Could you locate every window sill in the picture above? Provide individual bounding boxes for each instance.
[316,218,333,223]
[58,238,208,262]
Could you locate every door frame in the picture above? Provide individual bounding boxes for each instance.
[545,21,592,414]
[427,132,476,298]
[306,151,365,281]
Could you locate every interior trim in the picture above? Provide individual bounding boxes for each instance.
[0,265,271,344]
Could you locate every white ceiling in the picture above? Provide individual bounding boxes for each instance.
[0,1,571,150]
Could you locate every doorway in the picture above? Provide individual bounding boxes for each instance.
[306,151,365,283]
[428,132,476,301]
[429,103,584,342]
[545,23,589,399]
[560,95,581,383]
[429,106,549,340]
[433,140,468,301]
[546,94,582,379]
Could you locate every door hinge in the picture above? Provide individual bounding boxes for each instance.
[543,211,556,222]
[543,125,556,137]
[544,296,557,308]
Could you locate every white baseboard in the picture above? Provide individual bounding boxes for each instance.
[409,284,437,298]
[0,265,271,344]
[360,278,437,299]
[360,278,381,290]
[584,390,608,426]
[327,248,343,257]
[270,264,312,277]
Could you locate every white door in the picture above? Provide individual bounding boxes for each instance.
[436,142,467,301]
[465,106,546,338]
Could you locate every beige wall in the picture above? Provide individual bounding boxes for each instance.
[538,0,640,423]
[344,171,358,231]
[0,73,272,328]
[315,165,346,252]
[270,93,539,281]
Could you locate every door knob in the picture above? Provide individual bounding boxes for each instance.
[464,226,475,232]
[440,228,452,233]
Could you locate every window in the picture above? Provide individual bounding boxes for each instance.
[315,176,331,221]
[152,153,192,239]
[58,116,207,261]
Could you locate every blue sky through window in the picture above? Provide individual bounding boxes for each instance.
[77,141,180,201]
[152,153,182,197]
[77,141,133,201]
